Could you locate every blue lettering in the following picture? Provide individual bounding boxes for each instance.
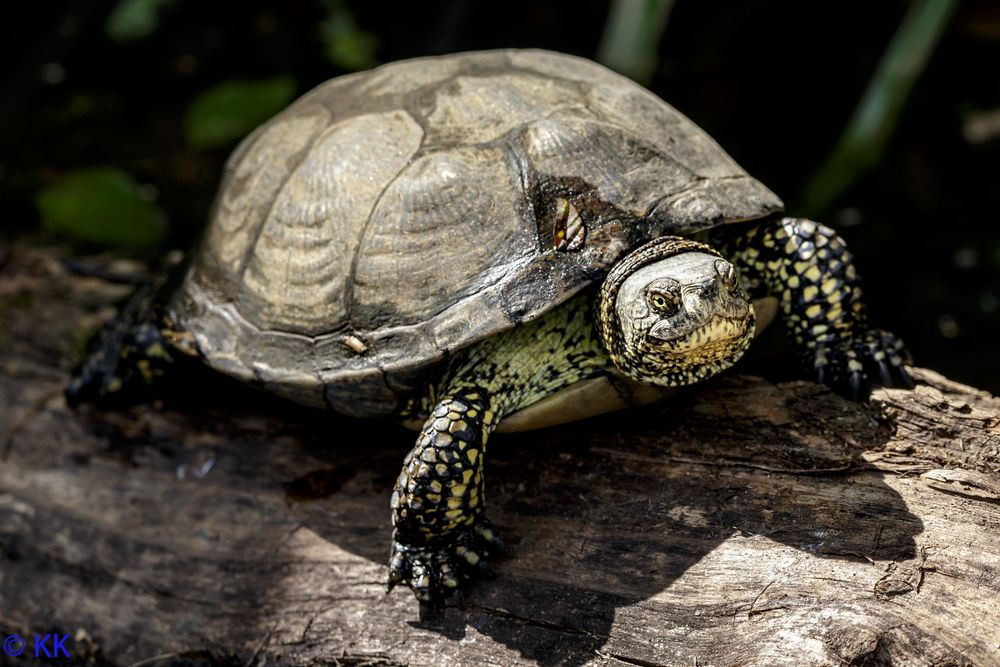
[33,634,70,658]
[34,634,52,658]
[52,634,70,657]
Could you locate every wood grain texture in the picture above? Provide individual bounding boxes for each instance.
[1,248,998,667]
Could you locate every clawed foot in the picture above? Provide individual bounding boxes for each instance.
[387,518,507,609]
[809,328,914,400]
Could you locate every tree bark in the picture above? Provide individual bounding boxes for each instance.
[1,248,998,667]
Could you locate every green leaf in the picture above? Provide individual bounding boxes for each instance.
[597,0,675,86]
[799,0,959,216]
[35,168,166,249]
[105,0,175,43]
[319,1,378,72]
[184,77,296,149]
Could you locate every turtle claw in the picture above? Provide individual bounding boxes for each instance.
[451,587,466,610]
[861,328,914,390]
[808,328,913,401]
[897,367,916,389]
[848,371,864,402]
[386,549,411,593]
[473,520,508,556]
[388,518,505,606]
[475,559,499,580]
[877,360,894,388]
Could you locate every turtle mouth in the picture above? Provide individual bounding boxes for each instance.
[647,313,753,353]
[646,308,754,352]
[638,310,757,387]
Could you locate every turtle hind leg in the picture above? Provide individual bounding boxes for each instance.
[66,282,178,407]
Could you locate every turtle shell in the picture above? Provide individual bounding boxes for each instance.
[168,49,783,417]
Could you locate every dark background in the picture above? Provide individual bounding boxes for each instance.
[1,0,997,392]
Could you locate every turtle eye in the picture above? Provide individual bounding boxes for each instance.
[648,289,679,315]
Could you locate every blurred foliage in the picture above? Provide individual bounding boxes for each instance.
[801,0,959,215]
[184,77,296,148]
[597,0,675,85]
[105,0,175,42]
[320,0,378,70]
[35,168,166,249]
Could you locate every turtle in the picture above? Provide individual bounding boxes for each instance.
[66,49,913,607]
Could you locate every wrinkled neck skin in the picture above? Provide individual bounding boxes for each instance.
[598,247,756,388]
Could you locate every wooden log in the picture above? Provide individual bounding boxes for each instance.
[1,248,998,666]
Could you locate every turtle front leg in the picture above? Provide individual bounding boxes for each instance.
[389,387,506,607]
[719,217,913,399]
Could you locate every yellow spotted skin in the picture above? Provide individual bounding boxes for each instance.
[716,217,913,398]
[390,294,609,603]
[65,282,180,407]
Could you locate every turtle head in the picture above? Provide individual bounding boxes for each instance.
[596,237,755,387]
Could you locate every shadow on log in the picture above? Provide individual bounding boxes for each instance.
[1,248,998,666]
